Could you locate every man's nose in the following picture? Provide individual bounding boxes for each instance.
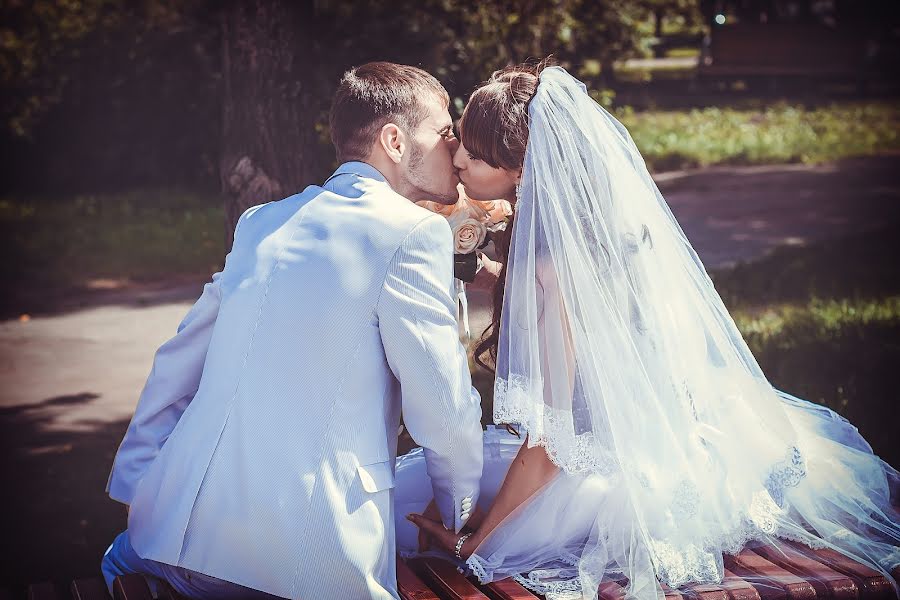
[452,145,465,170]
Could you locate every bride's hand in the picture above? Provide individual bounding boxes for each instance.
[416,499,442,551]
[406,510,484,559]
[469,253,503,291]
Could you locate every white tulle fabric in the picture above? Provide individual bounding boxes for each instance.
[462,66,900,598]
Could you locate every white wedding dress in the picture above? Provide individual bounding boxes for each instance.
[393,67,900,600]
[395,393,900,598]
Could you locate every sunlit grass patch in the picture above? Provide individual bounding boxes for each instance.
[617,102,900,171]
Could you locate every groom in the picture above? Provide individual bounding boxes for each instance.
[101,62,484,599]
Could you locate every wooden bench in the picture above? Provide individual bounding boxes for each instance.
[8,542,899,600]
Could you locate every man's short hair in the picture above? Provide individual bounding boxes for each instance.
[329,62,450,163]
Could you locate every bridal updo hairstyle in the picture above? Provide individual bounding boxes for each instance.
[460,59,551,373]
[330,62,450,163]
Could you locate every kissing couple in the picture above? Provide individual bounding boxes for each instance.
[101,61,900,599]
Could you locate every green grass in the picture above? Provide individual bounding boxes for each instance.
[0,189,224,317]
[616,101,900,172]
[1,189,223,284]
[666,47,700,59]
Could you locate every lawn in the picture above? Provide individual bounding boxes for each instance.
[1,189,224,317]
[619,101,900,171]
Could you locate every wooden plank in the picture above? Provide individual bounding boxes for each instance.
[411,558,490,600]
[480,577,540,600]
[721,569,762,600]
[397,558,440,600]
[27,583,61,600]
[598,579,628,600]
[71,578,112,600]
[725,549,817,600]
[663,583,685,599]
[809,547,895,600]
[754,543,857,599]
[111,575,153,600]
[683,581,730,600]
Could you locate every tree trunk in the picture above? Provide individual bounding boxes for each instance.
[220,0,322,252]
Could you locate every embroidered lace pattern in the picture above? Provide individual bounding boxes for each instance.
[491,372,814,590]
[493,375,618,476]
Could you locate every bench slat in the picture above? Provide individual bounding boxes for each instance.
[683,581,730,600]
[725,549,817,599]
[111,575,153,600]
[662,583,685,599]
[754,543,857,599]
[598,579,628,600]
[397,558,440,600]
[479,577,540,600]
[27,583,61,600]
[721,568,763,600]
[71,578,111,600]
[411,558,490,600]
[808,546,895,600]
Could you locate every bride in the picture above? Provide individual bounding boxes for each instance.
[394,61,900,599]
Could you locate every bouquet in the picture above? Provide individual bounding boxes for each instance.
[417,184,513,340]
[417,184,513,255]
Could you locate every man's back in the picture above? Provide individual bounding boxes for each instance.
[107,163,483,599]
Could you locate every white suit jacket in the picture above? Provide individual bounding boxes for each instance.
[106,162,484,599]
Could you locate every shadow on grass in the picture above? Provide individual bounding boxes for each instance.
[712,223,900,307]
[0,393,129,592]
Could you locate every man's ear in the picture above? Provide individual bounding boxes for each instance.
[379,123,406,164]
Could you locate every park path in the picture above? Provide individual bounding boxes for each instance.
[1,155,898,438]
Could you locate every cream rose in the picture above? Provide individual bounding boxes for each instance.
[451,217,487,254]
[477,199,514,232]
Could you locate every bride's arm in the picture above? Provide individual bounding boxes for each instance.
[410,258,574,557]
[408,432,559,555]
[462,432,559,551]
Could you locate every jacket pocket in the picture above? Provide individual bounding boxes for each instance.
[357,460,396,493]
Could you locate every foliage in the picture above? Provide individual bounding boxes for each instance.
[1,0,691,194]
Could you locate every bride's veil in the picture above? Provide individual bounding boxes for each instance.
[491,66,900,597]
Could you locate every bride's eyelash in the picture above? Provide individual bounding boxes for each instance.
[466,151,479,161]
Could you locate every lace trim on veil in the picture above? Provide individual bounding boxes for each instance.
[491,375,813,590]
[493,374,619,476]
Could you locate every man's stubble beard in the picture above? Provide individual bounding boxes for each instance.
[401,141,457,205]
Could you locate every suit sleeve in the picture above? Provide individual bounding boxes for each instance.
[377,214,484,532]
[106,207,254,505]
